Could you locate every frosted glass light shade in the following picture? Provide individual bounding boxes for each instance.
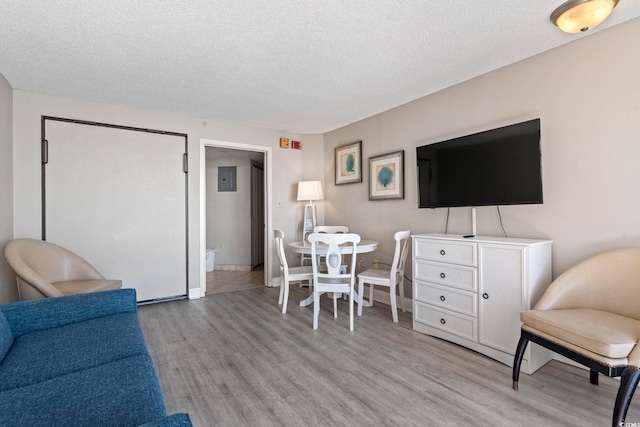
[297,181,323,202]
[551,0,619,33]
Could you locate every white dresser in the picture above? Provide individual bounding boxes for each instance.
[412,234,553,374]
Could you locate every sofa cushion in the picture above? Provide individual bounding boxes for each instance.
[53,279,123,295]
[0,354,167,427]
[0,310,12,363]
[0,312,149,391]
[1,289,137,337]
[139,413,194,427]
[521,308,640,359]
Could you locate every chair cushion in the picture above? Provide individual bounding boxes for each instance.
[287,266,313,280]
[52,279,122,295]
[0,310,13,363]
[358,268,391,283]
[0,312,148,391]
[521,308,640,359]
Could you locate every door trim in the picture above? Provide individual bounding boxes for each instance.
[199,139,273,298]
[250,159,265,270]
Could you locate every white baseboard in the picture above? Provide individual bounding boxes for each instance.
[368,287,413,313]
[215,264,252,272]
[188,287,202,300]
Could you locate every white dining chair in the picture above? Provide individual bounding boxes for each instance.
[357,230,410,322]
[313,225,349,234]
[302,226,350,267]
[274,229,313,314]
[308,232,360,330]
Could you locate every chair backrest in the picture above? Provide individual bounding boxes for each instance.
[390,230,411,285]
[308,232,361,285]
[313,225,349,234]
[533,247,640,320]
[3,238,105,298]
[273,229,288,273]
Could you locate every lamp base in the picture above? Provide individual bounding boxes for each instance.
[302,203,317,241]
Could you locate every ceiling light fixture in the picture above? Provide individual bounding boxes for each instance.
[551,0,619,33]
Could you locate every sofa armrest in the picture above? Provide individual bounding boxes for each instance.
[0,289,137,337]
[138,413,193,427]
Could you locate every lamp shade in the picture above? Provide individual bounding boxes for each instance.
[297,181,323,202]
[551,0,619,33]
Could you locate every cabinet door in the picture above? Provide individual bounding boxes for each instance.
[478,244,524,354]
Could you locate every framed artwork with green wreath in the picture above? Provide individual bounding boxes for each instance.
[369,150,404,200]
[335,141,362,185]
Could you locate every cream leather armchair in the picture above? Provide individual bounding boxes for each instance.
[4,238,122,301]
[512,248,640,427]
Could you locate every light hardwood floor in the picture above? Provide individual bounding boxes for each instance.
[138,286,640,426]
[206,268,264,295]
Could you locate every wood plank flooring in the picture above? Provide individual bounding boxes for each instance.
[206,269,264,295]
[138,286,640,427]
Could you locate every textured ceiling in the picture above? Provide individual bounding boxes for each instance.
[1,1,639,134]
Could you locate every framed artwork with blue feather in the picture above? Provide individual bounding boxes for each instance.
[369,150,404,200]
[335,141,362,185]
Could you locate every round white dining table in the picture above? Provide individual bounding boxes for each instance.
[289,239,378,256]
[289,239,378,307]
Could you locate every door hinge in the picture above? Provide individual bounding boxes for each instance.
[183,153,188,173]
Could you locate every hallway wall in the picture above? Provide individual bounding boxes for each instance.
[205,151,252,269]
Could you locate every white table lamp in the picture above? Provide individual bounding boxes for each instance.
[297,180,323,241]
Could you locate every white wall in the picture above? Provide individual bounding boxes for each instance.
[0,73,15,303]
[324,18,640,295]
[270,135,325,269]
[11,90,323,300]
[205,154,251,267]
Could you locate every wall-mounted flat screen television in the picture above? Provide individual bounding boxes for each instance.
[417,118,542,208]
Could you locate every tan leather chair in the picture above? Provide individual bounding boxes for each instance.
[4,238,122,300]
[512,248,640,427]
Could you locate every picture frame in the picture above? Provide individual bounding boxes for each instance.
[335,141,362,185]
[369,150,404,200]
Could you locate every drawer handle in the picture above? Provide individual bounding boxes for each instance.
[440,272,446,279]
[440,318,446,325]
[482,293,489,299]
[440,250,446,256]
[440,295,446,301]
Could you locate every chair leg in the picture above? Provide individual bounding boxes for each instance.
[357,278,365,316]
[278,280,285,305]
[613,367,640,427]
[349,290,354,331]
[369,284,375,307]
[313,291,320,330]
[512,335,530,390]
[399,281,406,312]
[389,286,398,323]
[333,295,338,318]
[281,281,290,314]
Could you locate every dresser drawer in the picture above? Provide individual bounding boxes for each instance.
[414,260,477,291]
[414,239,476,266]
[415,282,477,317]
[414,302,477,341]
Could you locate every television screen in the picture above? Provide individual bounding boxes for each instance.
[417,118,542,208]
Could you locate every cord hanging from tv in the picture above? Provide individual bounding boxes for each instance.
[416,118,542,209]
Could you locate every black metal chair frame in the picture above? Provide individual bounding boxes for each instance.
[513,329,640,427]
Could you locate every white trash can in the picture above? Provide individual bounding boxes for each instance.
[206,249,217,272]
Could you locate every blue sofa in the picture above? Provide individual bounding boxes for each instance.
[0,289,192,427]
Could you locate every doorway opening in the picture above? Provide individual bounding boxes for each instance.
[199,139,272,297]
